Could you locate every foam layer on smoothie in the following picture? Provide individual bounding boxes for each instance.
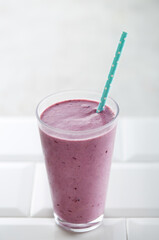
[41,100,115,131]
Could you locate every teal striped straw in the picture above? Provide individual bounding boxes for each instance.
[97,31,127,113]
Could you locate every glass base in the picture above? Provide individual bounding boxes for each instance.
[54,213,103,233]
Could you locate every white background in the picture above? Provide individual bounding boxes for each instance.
[0,0,159,116]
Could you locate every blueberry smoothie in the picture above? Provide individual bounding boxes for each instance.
[39,99,117,225]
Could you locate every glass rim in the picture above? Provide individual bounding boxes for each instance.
[36,90,119,136]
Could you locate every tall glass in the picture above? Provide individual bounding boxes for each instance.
[36,90,119,232]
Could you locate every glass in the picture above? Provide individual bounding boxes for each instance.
[36,90,119,232]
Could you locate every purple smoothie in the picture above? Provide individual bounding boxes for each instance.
[39,99,116,223]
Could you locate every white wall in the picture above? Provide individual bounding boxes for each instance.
[0,0,159,116]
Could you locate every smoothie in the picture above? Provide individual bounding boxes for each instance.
[39,99,117,224]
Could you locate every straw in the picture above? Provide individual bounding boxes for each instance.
[97,31,127,113]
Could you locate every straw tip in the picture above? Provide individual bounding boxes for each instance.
[122,31,128,37]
